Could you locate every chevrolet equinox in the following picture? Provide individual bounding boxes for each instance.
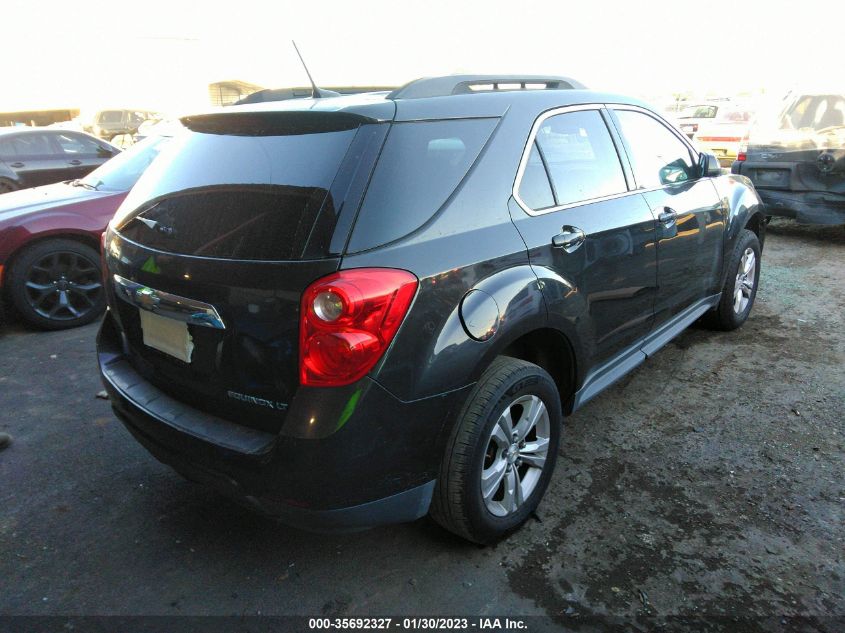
[98,75,766,543]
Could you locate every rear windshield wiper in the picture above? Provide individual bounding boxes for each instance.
[134,216,176,236]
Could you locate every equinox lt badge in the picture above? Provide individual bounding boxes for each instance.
[226,390,289,411]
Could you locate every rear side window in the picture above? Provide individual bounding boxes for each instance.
[518,142,555,210]
[614,110,696,188]
[0,133,57,158]
[114,118,372,261]
[522,109,627,208]
[347,118,497,252]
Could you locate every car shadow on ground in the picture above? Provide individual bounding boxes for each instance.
[765,217,845,244]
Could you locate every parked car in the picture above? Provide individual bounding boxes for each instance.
[87,109,160,141]
[0,135,172,329]
[694,106,754,167]
[675,103,721,138]
[0,128,119,194]
[732,91,845,224]
[97,75,766,543]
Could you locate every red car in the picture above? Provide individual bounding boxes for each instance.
[0,135,171,329]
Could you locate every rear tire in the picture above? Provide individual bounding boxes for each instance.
[430,357,562,544]
[703,228,761,331]
[8,239,105,330]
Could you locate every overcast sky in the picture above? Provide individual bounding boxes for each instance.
[4,0,835,113]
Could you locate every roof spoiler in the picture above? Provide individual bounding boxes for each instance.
[180,110,375,136]
[388,74,586,100]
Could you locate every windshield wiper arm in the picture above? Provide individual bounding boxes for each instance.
[70,179,96,189]
[135,216,175,236]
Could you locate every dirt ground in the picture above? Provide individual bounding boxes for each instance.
[0,218,843,632]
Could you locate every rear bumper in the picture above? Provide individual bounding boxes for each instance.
[731,161,845,224]
[98,313,467,530]
[755,188,845,224]
[111,404,435,532]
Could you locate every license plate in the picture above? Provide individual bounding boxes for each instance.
[754,169,790,187]
[139,310,195,363]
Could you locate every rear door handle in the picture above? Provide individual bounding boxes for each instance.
[10,162,24,168]
[67,159,82,166]
[658,207,677,225]
[552,226,586,252]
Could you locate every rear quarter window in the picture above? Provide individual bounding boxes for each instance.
[347,118,497,252]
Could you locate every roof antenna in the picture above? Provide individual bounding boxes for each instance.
[292,40,332,99]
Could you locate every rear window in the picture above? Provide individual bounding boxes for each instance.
[98,111,123,124]
[347,118,497,252]
[114,118,373,261]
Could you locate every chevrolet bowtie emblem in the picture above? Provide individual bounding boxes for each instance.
[135,287,161,310]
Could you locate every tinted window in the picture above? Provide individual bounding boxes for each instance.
[518,141,555,210]
[55,133,107,155]
[98,111,123,124]
[114,122,363,261]
[783,95,845,131]
[533,110,627,206]
[82,135,169,191]
[0,133,57,157]
[680,105,717,119]
[614,110,696,188]
[348,118,497,251]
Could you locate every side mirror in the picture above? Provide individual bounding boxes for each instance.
[699,152,722,178]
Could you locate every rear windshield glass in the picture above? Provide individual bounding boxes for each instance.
[113,122,361,261]
[347,118,497,252]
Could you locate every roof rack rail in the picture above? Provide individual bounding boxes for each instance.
[387,74,585,100]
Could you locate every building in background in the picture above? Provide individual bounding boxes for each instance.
[0,109,80,127]
[208,80,266,106]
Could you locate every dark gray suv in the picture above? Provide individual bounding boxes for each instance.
[98,75,766,543]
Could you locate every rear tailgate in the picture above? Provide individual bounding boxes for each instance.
[104,110,389,434]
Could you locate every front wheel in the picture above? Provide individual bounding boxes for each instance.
[430,357,562,544]
[8,239,106,330]
[704,228,761,331]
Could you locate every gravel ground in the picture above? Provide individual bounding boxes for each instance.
[1,219,843,631]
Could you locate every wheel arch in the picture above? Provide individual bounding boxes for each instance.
[499,327,578,413]
[2,231,101,290]
[711,174,767,289]
[743,210,767,249]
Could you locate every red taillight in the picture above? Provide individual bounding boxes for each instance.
[299,268,418,387]
[736,135,749,162]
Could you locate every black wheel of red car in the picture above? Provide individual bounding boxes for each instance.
[8,239,105,330]
[0,178,17,194]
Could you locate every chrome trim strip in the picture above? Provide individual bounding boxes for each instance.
[112,274,226,330]
[512,102,705,216]
[606,103,701,160]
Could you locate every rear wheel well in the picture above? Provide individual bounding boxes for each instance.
[500,328,576,410]
[745,212,766,247]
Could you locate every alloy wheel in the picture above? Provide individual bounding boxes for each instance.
[480,394,551,517]
[733,247,756,314]
[24,251,103,322]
